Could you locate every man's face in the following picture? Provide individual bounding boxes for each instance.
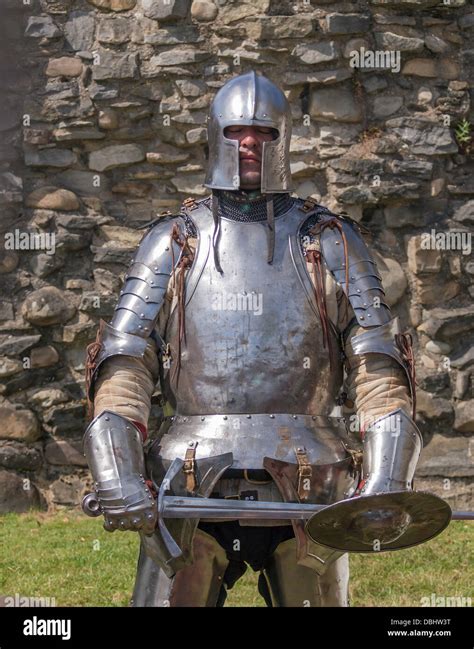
[223,124,279,190]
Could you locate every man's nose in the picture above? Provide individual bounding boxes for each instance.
[240,131,259,148]
[240,129,258,149]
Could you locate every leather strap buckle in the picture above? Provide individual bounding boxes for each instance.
[299,196,318,213]
[182,196,198,211]
[183,441,198,493]
[341,441,363,474]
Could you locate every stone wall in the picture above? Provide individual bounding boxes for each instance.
[0,0,473,513]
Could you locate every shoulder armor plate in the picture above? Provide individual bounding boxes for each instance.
[87,216,184,400]
[317,214,392,328]
[111,215,184,337]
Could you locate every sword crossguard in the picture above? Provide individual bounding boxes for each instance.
[155,458,187,561]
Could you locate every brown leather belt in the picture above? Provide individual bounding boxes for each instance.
[221,468,272,482]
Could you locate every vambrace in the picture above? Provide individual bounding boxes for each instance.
[83,410,157,534]
[359,408,423,496]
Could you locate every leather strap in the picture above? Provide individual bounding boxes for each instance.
[298,196,319,213]
[395,332,417,420]
[84,318,107,421]
[295,446,312,502]
[170,222,195,386]
[305,248,333,369]
[183,442,198,493]
[266,195,275,264]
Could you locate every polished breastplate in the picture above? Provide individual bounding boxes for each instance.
[160,200,343,417]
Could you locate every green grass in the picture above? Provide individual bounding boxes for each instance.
[0,510,472,607]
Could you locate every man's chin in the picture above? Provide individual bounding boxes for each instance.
[239,172,261,190]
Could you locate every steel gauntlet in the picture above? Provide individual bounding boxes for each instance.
[359,408,422,496]
[83,410,157,534]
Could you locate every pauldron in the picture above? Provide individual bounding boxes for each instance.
[85,215,187,406]
[301,208,416,415]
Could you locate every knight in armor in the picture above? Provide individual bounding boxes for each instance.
[83,71,421,607]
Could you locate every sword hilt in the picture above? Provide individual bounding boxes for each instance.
[81,491,102,517]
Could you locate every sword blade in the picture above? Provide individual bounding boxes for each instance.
[451,510,474,520]
[162,496,327,520]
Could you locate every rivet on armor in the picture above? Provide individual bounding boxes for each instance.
[150,281,154,285]
[145,295,149,300]
[335,241,340,245]
[312,416,316,420]
[367,314,371,317]
[223,415,228,420]
[269,414,275,418]
[201,417,205,421]
[140,313,145,318]
[188,441,194,447]
[356,289,361,293]
[360,315,365,320]
[292,415,297,419]
[246,414,251,419]
[105,416,109,421]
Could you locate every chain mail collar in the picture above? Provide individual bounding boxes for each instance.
[204,189,295,222]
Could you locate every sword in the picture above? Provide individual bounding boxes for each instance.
[82,490,474,521]
[81,455,474,558]
[161,495,327,520]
